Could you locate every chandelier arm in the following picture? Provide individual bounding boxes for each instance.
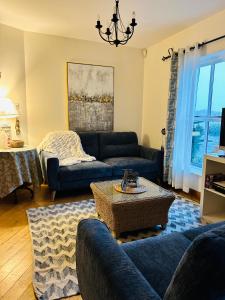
[98,30,114,43]
[118,22,128,41]
[118,26,127,36]
[107,34,115,45]
[119,27,135,44]
[109,21,114,32]
[116,20,129,42]
[118,27,127,34]
[108,39,115,45]
[119,37,130,45]
[120,40,129,45]
[126,27,135,40]
[121,34,134,44]
[107,26,116,42]
[117,7,127,33]
[110,22,115,37]
[118,29,130,42]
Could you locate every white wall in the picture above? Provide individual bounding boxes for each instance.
[142,9,225,149]
[141,9,225,192]
[0,23,27,141]
[2,9,225,191]
[24,32,144,146]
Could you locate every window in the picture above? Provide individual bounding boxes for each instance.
[191,56,225,168]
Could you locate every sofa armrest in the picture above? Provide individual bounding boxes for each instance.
[140,146,164,179]
[76,219,161,300]
[140,146,162,161]
[182,221,225,241]
[40,151,60,190]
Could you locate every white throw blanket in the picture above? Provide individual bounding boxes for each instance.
[39,131,96,166]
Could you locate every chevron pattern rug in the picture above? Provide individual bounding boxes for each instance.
[27,197,201,300]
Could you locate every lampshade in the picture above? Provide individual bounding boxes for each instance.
[0,98,18,119]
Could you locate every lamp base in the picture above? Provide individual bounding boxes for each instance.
[0,128,9,148]
[0,124,11,138]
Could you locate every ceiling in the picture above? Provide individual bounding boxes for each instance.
[0,0,225,48]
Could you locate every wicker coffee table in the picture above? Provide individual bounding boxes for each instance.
[90,177,175,237]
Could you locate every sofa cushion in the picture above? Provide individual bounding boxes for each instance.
[164,224,225,300]
[103,157,158,176]
[59,161,112,182]
[99,132,139,159]
[78,132,99,159]
[122,232,191,298]
[182,221,225,241]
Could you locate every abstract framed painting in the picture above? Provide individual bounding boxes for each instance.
[67,62,114,132]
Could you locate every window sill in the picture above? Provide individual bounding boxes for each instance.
[190,165,203,176]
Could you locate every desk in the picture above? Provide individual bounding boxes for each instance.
[0,146,43,199]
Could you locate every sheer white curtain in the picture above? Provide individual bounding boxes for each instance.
[172,45,201,193]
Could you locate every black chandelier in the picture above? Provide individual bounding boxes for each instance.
[95,0,137,47]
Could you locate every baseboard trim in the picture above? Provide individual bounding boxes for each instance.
[189,189,200,202]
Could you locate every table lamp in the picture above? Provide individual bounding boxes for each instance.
[0,97,21,148]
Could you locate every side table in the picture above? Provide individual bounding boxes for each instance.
[0,146,43,200]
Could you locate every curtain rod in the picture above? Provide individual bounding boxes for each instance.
[162,34,225,61]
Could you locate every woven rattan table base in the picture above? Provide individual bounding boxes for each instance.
[91,177,175,237]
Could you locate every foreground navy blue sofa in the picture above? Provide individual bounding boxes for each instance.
[76,219,225,300]
[41,132,163,199]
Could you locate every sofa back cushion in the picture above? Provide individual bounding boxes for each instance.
[99,132,139,159]
[78,132,99,159]
[164,224,225,300]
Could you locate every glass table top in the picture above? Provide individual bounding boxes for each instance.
[92,177,175,204]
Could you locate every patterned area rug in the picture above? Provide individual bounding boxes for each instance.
[27,197,201,300]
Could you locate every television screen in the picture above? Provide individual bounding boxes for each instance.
[220,108,225,149]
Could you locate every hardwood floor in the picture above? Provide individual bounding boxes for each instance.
[0,185,88,300]
[0,184,199,299]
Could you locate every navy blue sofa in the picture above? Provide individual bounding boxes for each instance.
[76,219,225,300]
[41,132,163,199]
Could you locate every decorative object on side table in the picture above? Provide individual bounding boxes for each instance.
[9,139,24,148]
[0,147,43,201]
[0,97,23,146]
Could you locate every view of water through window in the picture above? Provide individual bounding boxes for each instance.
[191,60,225,168]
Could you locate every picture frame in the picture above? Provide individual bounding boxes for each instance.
[67,62,114,132]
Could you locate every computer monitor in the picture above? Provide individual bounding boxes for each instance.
[219,108,225,150]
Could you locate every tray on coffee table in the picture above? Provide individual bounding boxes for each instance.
[114,183,147,194]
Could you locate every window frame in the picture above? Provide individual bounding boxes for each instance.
[191,50,225,170]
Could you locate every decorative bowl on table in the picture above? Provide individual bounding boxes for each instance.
[9,140,24,148]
